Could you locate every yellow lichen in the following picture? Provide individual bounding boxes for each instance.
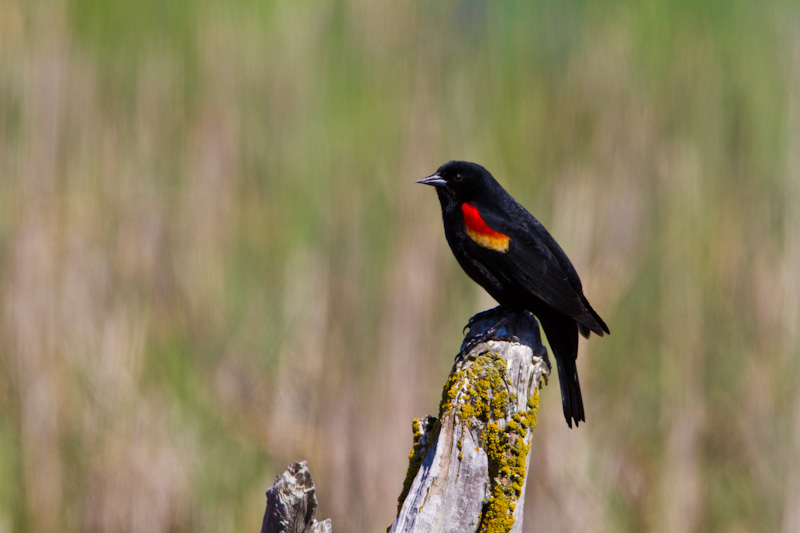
[397,417,440,513]
[434,350,542,533]
[478,379,540,533]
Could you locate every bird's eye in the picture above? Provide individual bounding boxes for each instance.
[454,173,463,182]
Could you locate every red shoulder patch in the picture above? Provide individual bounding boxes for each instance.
[461,203,510,252]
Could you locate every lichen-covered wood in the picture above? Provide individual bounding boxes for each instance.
[391,308,549,533]
[261,461,332,533]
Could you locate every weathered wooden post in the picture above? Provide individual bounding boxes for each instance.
[261,461,332,533]
[261,308,548,533]
[390,308,548,533]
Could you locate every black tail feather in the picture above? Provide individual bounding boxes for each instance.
[539,314,584,428]
[578,296,609,338]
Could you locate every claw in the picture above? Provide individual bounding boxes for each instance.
[462,313,482,334]
[456,337,482,361]
[462,306,504,335]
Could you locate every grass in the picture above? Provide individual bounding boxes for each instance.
[1,0,799,531]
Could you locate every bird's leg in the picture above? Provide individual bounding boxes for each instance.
[462,305,503,334]
[457,311,515,361]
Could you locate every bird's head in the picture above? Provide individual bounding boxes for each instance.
[416,161,494,207]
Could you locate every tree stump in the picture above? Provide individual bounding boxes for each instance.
[261,461,332,533]
[391,307,549,533]
[260,308,549,533]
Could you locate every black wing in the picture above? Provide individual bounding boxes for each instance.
[474,202,608,336]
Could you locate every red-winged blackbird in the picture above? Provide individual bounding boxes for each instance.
[417,161,609,428]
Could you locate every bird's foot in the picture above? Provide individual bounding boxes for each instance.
[462,306,505,334]
[456,335,487,362]
[457,312,514,361]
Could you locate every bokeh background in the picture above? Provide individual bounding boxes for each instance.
[2,0,799,531]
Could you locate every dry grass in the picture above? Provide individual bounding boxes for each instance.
[1,1,799,531]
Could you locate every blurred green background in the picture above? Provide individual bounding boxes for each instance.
[2,0,799,531]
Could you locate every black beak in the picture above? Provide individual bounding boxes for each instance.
[415,173,447,187]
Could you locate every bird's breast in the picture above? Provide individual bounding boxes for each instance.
[460,203,510,253]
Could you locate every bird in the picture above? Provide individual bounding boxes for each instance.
[416,160,609,428]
